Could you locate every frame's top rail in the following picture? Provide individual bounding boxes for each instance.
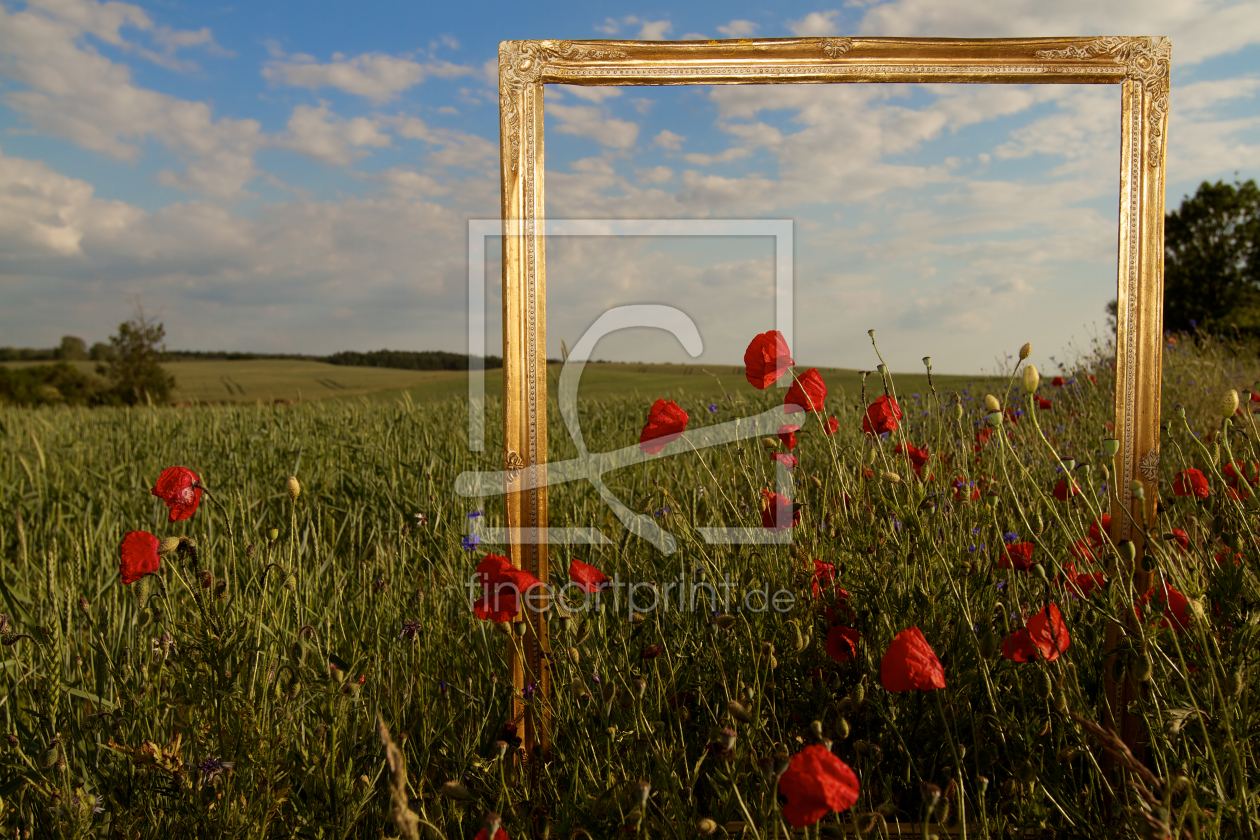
[497,36,1168,88]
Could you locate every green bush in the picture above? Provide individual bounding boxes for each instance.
[0,362,115,407]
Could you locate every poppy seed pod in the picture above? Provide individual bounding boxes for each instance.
[1019,342,1032,361]
[1222,389,1240,419]
[987,411,1003,428]
[1134,654,1153,682]
[1101,438,1121,458]
[439,780,475,801]
[697,818,718,836]
[1022,364,1040,393]
[922,356,932,370]
[267,528,279,541]
[984,394,1001,412]
[286,476,301,501]
[1129,480,1146,501]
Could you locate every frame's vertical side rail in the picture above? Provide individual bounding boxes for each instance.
[1105,40,1170,758]
[524,77,551,758]
[498,42,527,738]
[498,41,551,761]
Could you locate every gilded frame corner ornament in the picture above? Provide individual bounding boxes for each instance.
[497,35,1170,750]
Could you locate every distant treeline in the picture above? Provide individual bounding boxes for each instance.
[1,345,501,369]
[163,350,325,361]
[0,363,121,407]
[324,350,504,371]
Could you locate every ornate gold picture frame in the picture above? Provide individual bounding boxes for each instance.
[497,36,1170,753]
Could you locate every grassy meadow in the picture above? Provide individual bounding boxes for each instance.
[0,331,1259,839]
[0,358,995,409]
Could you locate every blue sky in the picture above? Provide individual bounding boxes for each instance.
[1,0,1259,374]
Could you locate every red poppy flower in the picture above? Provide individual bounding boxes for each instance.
[1002,604,1070,663]
[1058,563,1106,597]
[1003,407,1021,426]
[473,554,542,623]
[1053,478,1080,501]
[641,644,664,660]
[1215,549,1242,566]
[474,829,509,840]
[1222,460,1248,488]
[151,466,202,523]
[973,427,993,451]
[1135,581,1190,632]
[639,399,689,455]
[1088,374,1097,384]
[1168,529,1189,554]
[785,369,827,414]
[811,559,837,598]
[880,627,945,692]
[1052,376,1065,387]
[744,330,795,389]
[778,424,801,450]
[760,489,800,530]
[1075,571,1107,597]
[895,442,930,477]
[826,624,860,663]
[778,744,860,827]
[119,531,161,585]
[1088,515,1112,548]
[1227,486,1251,502]
[1068,540,1095,564]
[823,417,839,435]
[772,453,799,469]
[999,541,1036,572]
[568,559,609,594]
[1035,395,1052,410]
[862,395,902,436]
[1173,468,1210,499]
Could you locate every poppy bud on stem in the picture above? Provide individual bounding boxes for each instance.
[1022,365,1040,393]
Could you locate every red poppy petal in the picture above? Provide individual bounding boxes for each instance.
[119,531,161,585]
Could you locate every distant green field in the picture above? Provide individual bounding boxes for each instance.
[0,358,1002,406]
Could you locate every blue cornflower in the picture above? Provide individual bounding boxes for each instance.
[399,619,421,642]
[708,403,718,413]
[968,545,977,552]
[522,682,537,700]
[194,756,234,788]
[1003,531,1019,543]
[461,534,481,551]
[996,581,1006,590]
[655,507,670,516]
[467,510,484,519]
